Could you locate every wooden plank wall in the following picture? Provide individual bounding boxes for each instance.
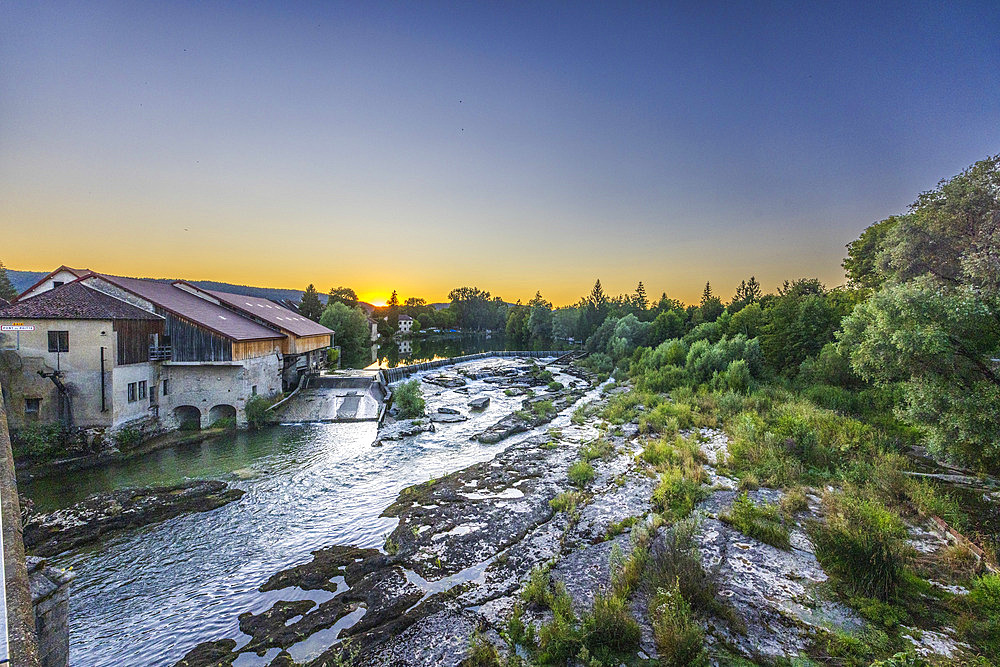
[232,339,282,360]
[113,319,165,365]
[162,312,232,362]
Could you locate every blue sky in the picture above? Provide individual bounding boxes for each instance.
[2,1,998,304]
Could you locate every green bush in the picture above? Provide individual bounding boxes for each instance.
[245,395,273,429]
[114,425,143,449]
[568,460,595,487]
[639,401,694,435]
[394,379,425,418]
[579,438,613,462]
[531,400,557,420]
[12,422,63,460]
[810,491,910,601]
[956,573,1000,656]
[326,347,340,366]
[649,577,707,666]
[721,492,790,549]
[580,594,641,662]
[547,381,564,391]
[521,564,553,609]
[652,466,708,520]
[635,366,691,394]
[463,630,501,666]
[550,491,585,514]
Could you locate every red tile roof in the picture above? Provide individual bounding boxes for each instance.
[0,282,162,321]
[88,275,283,341]
[204,289,333,338]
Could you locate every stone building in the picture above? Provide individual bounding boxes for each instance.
[0,282,165,438]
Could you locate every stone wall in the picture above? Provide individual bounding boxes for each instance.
[27,557,72,667]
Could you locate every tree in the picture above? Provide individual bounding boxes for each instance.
[730,276,762,311]
[759,279,843,374]
[298,284,324,322]
[0,261,16,302]
[843,217,899,291]
[386,290,400,330]
[505,303,529,347]
[699,282,724,322]
[839,155,1000,471]
[633,282,648,313]
[328,286,359,308]
[579,279,610,339]
[448,286,503,331]
[319,303,372,368]
[527,291,553,347]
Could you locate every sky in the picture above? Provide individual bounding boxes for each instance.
[2,1,998,307]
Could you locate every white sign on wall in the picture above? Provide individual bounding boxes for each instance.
[0,325,33,332]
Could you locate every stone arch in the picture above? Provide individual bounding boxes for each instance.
[208,404,237,427]
[173,405,201,430]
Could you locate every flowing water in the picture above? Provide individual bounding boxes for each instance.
[26,358,575,667]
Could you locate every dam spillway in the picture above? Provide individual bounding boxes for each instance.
[271,374,387,423]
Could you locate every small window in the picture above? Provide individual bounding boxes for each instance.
[162,379,170,396]
[251,385,258,396]
[128,382,137,403]
[47,331,69,352]
[25,398,41,421]
[138,381,147,400]
[52,281,64,288]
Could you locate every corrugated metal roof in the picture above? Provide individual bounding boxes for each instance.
[0,282,163,321]
[91,275,283,341]
[205,289,333,338]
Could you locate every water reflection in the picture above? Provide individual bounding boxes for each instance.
[368,333,517,369]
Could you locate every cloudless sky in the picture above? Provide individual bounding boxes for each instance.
[2,1,998,305]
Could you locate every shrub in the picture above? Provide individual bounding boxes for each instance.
[581,594,641,662]
[635,366,691,393]
[955,573,1000,656]
[12,422,64,460]
[547,381,564,392]
[536,605,581,665]
[521,564,552,609]
[394,379,425,418]
[245,395,273,429]
[568,460,595,487]
[649,577,707,666]
[550,491,585,514]
[721,493,790,549]
[810,491,910,601]
[646,519,722,618]
[580,438,613,462]
[326,347,340,366]
[639,401,694,435]
[581,352,613,375]
[463,630,501,667]
[114,425,143,449]
[652,466,708,520]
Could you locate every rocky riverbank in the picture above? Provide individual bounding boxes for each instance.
[24,480,245,557]
[174,360,991,666]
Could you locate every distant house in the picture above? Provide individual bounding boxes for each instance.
[397,314,414,334]
[15,265,91,302]
[366,317,379,342]
[0,282,165,436]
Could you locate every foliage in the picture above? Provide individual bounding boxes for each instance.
[842,216,899,291]
[319,302,372,368]
[955,573,1000,656]
[810,490,910,601]
[650,580,708,666]
[549,491,585,514]
[326,347,340,366]
[462,630,501,667]
[580,594,641,663]
[245,395,273,429]
[114,425,144,449]
[721,492,790,549]
[652,465,708,520]
[298,284,325,322]
[12,422,63,460]
[568,460,595,487]
[393,380,425,418]
[0,259,16,302]
[730,276,762,311]
[448,286,507,331]
[328,286,359,308]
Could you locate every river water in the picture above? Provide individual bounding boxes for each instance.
[27,358,568,667]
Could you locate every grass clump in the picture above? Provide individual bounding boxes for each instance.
[580,437,613,462]
[810,490,910,601]
[568,460,595,487]
[462,629,501,666]
[550,491,585,515]
[532,399,557,420]
[580,594,641,663]
[393,379,425,418]
[652,465,708,520]
[721,492,791,550]
[649,577,708,666]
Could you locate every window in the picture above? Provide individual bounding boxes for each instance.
[128,382,137,402]
[252,385,258,396]
[162,379,170,396]
[47,331,69,353]
[52,281,64,288]
[25,398,40,421]
[138,381,147,401]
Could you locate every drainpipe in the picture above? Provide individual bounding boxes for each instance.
[100,347,107,412]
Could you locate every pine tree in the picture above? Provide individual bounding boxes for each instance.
[701,281,713,305]
[387,290,400,329]
[633,281,648,311]
[0,261,16,302]
[298,284,324,321]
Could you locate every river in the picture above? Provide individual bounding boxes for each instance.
[24,358,566,667]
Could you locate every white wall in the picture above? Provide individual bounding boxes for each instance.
[160,354,281,428]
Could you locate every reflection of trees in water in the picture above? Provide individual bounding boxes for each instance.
[372,334,511,368]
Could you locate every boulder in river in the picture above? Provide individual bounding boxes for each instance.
[468,397,490,410]
[438,407,460,415]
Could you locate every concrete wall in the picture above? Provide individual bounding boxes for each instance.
[111,363,158,427]
[27,557,72,667]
